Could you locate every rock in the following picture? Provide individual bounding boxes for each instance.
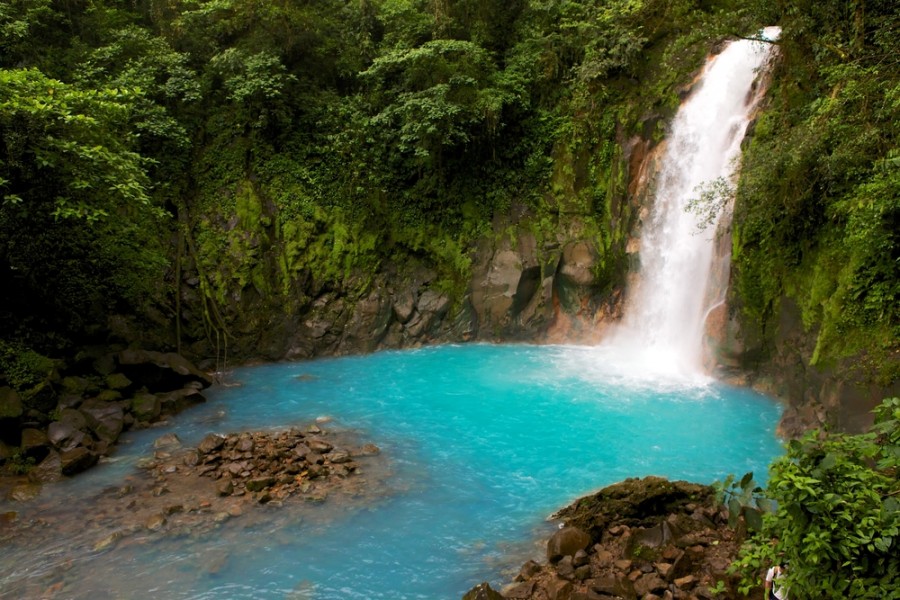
[503,580,536,599]
[154,433,181,448]
[198,433,226,454]
[555,241,599,311]
[461,582,504,600]
[633,573,667,597]
[106,373,132,390]
[555,477,712,540]
[628,522,676,556]
[157,385,206,415]
[547,578,574,600]
[353,443,381,457]
[574,565,592,581]
[245,477,275,492]
[94,531,123,551]
[60,447,98,475]
[20,428,50,458]
[548,527,592,563]
[28,450,62,483]
[557,555,576,580]
[674,575,696,590]
[327,449,352,464]
[24,380,58,412]
[8,483,41,502]
[58,408,88,431]
[392,290,417,324]
[307,439,333,453]
[47,421,86,452]
[145,513,167,531]
[591,575,634,598]
[517,560,542,581]
[217,479,234,496]
[117,349,213,392]
[0,387,23,419]
[131,393,161,422]
[80,401,125,443]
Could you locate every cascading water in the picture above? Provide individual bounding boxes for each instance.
[610,28,780,377]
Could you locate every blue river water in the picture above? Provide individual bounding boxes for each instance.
[0,343,784,599]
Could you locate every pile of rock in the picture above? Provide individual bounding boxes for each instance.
[464,477,750,600]
[146,426,381,505]
[1,349,212,494]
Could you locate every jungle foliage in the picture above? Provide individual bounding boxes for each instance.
[0,0,896,387]
[731,0,900,382]
[0,0,754,354]
[730,397,900,599]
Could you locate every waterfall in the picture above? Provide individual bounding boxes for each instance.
[608,28,780,379]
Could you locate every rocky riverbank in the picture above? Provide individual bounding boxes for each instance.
[464,477,752,600]
[0,348,213,493]
[0,421,390,598]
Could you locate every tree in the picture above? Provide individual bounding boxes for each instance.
[732,398,900,599]
[0,68,165,343]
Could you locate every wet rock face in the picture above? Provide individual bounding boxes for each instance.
[474,477,751,600]
[1,351,211,487]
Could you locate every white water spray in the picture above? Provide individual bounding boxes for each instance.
[603,29,780,381]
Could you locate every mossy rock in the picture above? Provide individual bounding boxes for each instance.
[554,476,713,541]
[105,373,132,390]
[0,387,23,419]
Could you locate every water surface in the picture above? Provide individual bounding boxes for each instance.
[0,344,783,599]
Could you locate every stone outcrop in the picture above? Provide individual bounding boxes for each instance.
[0,350,211,488]
[707,295,900,436]
[462,477,752,600]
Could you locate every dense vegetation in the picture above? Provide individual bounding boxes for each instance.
[727,397,900,599]
[732,0,900,384]
[1,3,898,597]
[0,0,757,356]
[0,1,896,380]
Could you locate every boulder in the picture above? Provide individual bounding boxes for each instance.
[131,393,161,422]
[60,446,98,475]
[105,373,132,390]
[28,450,62,483]
[157,385,206,416]
[80,401,125,443]
[59,409,89,435]
[548,527,592,563]
[246,477,275,492]
[198,433,226,454]
[547,578,574,600]
[307,439,334,453]
[461,582,504,600]
[20,428,49,455]
[23,380,58,413]
[47,421,87,452]
[633,573,667,597]
[0,387,23,419]
[117,349,213,392]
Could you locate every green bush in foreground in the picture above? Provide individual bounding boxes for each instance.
[732,397,900,599]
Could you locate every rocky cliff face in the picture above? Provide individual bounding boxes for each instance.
[117,125,894,440]
[707,295,900,436]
